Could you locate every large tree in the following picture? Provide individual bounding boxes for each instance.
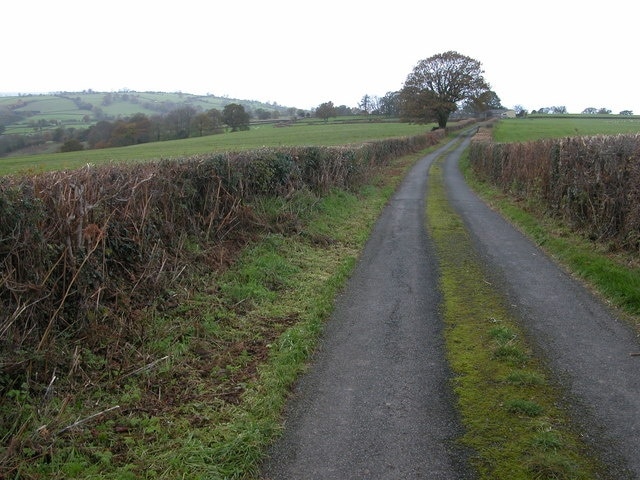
[463,90,502,114]
[222,103,250,131]
[400,51,490,128]
[315,101,336,122]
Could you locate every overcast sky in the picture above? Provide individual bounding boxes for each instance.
[3,0,637,114]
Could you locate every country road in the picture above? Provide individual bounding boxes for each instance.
[261,132,640,479]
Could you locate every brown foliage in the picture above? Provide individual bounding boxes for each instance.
[469,131,640,250]
[0,129,449,392]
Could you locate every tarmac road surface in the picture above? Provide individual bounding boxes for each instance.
[261,131,640,479]
[443,134,640,477]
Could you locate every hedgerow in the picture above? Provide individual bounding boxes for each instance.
[469,130,640,251]
[0,129,451,404]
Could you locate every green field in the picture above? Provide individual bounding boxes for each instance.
[5,116,640,176]
[493,116,640,142]
[0,91,287,134]
[0,122,434,175]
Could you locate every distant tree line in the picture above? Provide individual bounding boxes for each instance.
[524,106,634,116]
[0,103,259,155]
[63,104,253,151]
[313,92,403,122]
[580,107,634,115]
[531,106,568,115]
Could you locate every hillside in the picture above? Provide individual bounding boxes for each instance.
[0,91,292,135]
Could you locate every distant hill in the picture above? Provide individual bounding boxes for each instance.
[0,91,293,135]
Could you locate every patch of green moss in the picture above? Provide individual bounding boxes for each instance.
[426,155,603,479]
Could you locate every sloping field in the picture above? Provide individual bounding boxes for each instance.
[0,91,289,136]
[0,121,435,175]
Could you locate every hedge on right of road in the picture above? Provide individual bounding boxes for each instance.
[469,132,640,252]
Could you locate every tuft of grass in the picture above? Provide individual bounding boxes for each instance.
[489,325,517,344]
[506,370,545,386]
[532,430,563,452]
[493,344,529,365]
[505,399,544,417]
[525,452,580,480]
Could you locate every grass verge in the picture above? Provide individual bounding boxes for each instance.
[426,152,605,479]
[3,147,427,479]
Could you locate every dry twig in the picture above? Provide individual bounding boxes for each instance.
[57,405,121,435]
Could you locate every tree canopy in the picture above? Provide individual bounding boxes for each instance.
[222,103,250,131]
[463,90,502,114]
[315,101,336,122]
[400,51,490,128]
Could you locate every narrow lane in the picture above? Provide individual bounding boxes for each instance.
[442,139,640,477]
[261,138,473,479]
[263,129,640,478]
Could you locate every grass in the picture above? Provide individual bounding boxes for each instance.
[426,149,603,479]
[4,144,426,478]
[0,121,434,175]
[493,116,640,142]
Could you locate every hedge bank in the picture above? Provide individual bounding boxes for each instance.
[469,131,640,251]
[1,128,459,393]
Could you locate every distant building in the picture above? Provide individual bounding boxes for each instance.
[485,108,516,118]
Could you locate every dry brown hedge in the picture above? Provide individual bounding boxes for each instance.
[469,131,640,250]
[1,129,452,389]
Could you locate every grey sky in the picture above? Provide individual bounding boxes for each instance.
[3,0,637,114]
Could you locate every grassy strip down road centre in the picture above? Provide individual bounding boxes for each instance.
[426,150,604,479]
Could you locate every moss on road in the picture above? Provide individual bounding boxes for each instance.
[426,150,605,479]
